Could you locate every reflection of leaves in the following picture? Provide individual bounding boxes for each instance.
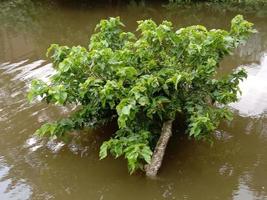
[0,0,39,31]
[165,1,267,16]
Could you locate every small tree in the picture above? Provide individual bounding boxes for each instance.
[28,15,255,176]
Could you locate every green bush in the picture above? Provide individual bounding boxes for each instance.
[29,15,255,174]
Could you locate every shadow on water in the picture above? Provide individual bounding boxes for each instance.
[0,0,267,199]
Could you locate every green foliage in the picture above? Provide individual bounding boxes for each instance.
[0,0,40,31]
[29,15,255,173]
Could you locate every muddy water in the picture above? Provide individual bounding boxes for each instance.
[1,1,267,200]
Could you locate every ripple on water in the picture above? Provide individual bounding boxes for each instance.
[230,53,267,117]
[46,140,65,154]
[0,59,64,131]
[24,136,44,152]
[1,60,55,83]
[0,60,28,72]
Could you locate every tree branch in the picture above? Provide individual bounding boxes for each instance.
[145,119,174,177]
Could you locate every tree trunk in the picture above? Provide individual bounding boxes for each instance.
[145,119,174,177]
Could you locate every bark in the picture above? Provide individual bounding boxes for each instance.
[145,119,174,177]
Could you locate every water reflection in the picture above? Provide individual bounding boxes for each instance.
[230,54,267,117]
[0,157,33,200]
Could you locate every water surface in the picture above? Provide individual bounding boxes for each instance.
[0,1,267,199]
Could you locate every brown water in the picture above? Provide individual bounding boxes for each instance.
[1,1,267,199]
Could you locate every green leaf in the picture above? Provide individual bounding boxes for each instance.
[99,142,108,160]
[138,96,150,106]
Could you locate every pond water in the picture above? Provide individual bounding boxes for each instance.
[1,1,267,199]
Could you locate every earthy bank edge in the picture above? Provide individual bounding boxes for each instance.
[28,15,255,175]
